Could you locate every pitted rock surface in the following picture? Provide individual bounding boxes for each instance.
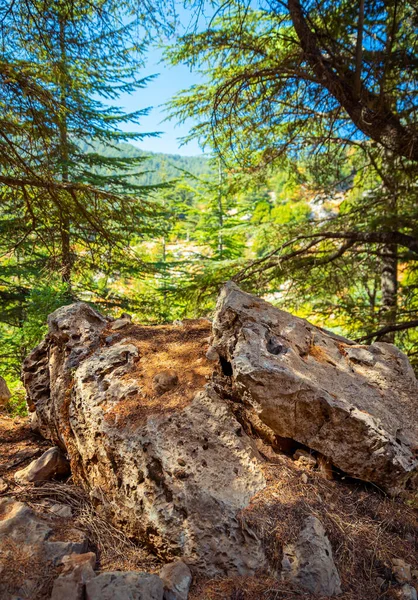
[211,282,418,493]
[22,285,418,581]
[23,302,266,576]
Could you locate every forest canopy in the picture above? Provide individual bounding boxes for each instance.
[1,0,417,411]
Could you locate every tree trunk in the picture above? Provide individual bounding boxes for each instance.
[287,0,418,161]
[59,15,72,290]
[379,244,397,342]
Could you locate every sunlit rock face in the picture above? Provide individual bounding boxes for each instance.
[22,283,418,579]
[212,282,418,494]
[23,302,266,577]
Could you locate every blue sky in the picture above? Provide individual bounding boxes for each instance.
[116,44,205,157]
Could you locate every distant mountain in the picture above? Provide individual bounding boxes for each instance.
[78,140,213,186]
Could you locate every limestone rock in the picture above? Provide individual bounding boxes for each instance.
[212,282,418,493]
[0,376,11,406]
[23,302,266,576]
[14,446,70,484]
[281,516,342,596]
[51,553,96,600]
[111,317,132,331]
[85,572,164,600]
[160,560,192,600]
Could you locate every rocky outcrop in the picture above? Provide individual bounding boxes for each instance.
[281,516,341,596]
[23,303,266,577]
[22,283,418,584]
[211,282,418,493]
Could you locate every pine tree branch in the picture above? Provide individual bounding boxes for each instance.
[356,319,418,342]
[287,0,418,161]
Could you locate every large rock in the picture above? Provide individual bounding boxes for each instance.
[281,516,341,596]
[14,446,70,484]
[23,303,266,576]
[212,282,418,493]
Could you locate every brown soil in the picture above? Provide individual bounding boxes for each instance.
[0,414,49,483]
[102,319,212,429]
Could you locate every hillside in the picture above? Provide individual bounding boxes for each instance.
[77,139,213,186]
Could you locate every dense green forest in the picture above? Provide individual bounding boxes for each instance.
[1,0,417,412]
[76,140,213,185]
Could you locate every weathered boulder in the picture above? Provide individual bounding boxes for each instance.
[23,303,266,576]
[160,560,192,600]
[85,572,164,600]
[14,446,70,484]
[0,375,11,406]
[212,282,418,493]
[281,516,341,596]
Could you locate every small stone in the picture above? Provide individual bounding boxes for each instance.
[392,558,412,584]
[153,370,179,395]
[14,447,70,484]
[49,503,73,518]
[160,560,192,600]
[205,346,219,361]
[45,529,88,565]
[281,515,341,596]
[294,449,317,469]
[401,584,418,600]
[51,552,96,600]
[173,320,183,326]
[375,576,385,589]
[110,317,132,331]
